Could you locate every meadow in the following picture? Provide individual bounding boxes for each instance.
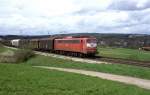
[98,47,150,62]
[1,45,150,80]
[0,45,150,95]
[25,55,150,80]
[0,63,150,95]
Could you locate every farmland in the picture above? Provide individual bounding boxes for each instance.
[98,47,150,62]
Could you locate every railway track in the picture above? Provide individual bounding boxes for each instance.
[89,56,150,68]
[43,50,150,68]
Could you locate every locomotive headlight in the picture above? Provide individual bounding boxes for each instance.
[87,43,91,47]
[87,43,97,48]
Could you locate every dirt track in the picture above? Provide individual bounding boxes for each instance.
[34,66,150,90]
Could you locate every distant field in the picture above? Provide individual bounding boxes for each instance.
[98,47,150,62]
[0,64,150,95]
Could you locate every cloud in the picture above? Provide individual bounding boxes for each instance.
[0,0,150,35]
[108,0,150,11]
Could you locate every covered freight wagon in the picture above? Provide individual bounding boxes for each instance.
[38,38,55,50]
[28,39,39,49]
[19,39,30,48]
[11,39,20,47]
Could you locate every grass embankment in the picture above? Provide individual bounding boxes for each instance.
[0,64,150,95]
[0,44,8,53]
[98,47,150,62]
[26,55,150,80]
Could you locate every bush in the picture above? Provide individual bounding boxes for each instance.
[14,49,35,63]
[0,49,35,63]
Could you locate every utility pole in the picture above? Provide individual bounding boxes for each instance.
[48,31,50,36]
[19,29,23,35]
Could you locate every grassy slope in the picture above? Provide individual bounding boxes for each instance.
[0,63,150,95]
[98,47,150,62]
[0,45,16,53]
[25,55,150,80]
[0,45,7,53]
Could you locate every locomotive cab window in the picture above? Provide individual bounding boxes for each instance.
[87,39,97,48]
[71,40,80,43]
[87,39,97,43]
[58,40,62,43]
[58,40,80,44]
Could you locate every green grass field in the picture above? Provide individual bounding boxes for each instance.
[0,44,17,53]
[0,45,7,53]
[0,63,150,95]
[25,55,150,80]
[1,46,150,80]
[98,47,150,62]
[1,46,150,94]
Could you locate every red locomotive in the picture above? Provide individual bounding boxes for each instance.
[11,36,98,57]
[54,36,97,56]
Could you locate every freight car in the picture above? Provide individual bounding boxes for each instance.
[38,38,54,51]
[11,39,20,47]
[11,36,97,57]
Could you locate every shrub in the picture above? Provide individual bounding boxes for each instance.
[0,49,35,63]
[14,49,35,63]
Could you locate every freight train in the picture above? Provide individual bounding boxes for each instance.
[10,36,98,57]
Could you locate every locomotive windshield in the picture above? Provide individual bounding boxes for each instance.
[87,39,97,48]
[87,39,97,43]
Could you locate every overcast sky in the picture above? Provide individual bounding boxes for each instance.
[0,0,150,35]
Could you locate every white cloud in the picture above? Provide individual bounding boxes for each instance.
[73,0,111,10]
[0,0,149,35]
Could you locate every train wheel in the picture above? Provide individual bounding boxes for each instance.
[79,53,84,58]
[77,53,80,57]
[74,52,77,57]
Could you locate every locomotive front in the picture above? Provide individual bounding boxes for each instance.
[85,38,97,55]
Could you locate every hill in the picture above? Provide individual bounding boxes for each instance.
[1,33,150,48]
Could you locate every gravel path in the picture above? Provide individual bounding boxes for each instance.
[34,66,150,90]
